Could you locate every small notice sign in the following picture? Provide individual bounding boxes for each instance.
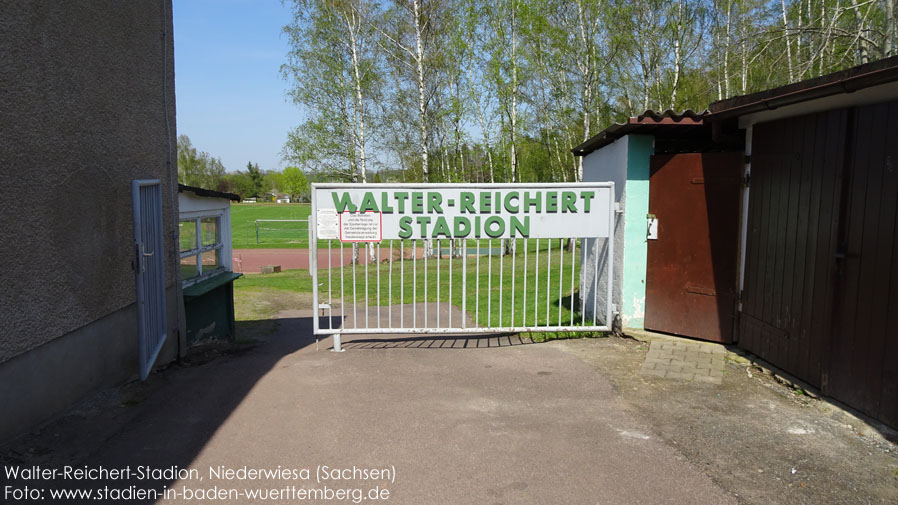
[316,208,339,240]
[340,211,382,242]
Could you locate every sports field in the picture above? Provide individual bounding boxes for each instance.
[234,239,589,334]
[230,203,311,249]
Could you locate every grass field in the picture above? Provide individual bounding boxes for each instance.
[230,203,311,249]
[234,239,604,338]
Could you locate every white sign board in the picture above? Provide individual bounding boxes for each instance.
[312,183,614,241]
[316,208,339,240]
[339,211,382,242]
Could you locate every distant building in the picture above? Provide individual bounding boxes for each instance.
[0,2,182,441]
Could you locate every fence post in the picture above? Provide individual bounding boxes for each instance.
[333,333,344,352]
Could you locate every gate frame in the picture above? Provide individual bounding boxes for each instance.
[309,182,616,351]
[132,179,168,378]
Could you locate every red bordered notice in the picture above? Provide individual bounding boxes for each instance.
[339,211,382,243]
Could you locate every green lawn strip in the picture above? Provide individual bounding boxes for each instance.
[234,270,315,293]
[325,248,583,328]
[232,239,604,341]
[230,203,311,249]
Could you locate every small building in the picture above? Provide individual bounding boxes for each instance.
[178,185,242,345]
[575,110,741,338]
[577,56,898,429]
[276,195,291,204]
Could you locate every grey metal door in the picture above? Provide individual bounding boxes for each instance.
[132,179,167,380]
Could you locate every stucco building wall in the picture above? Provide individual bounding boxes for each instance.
[580,135,653,329]
[0,1,181,440]
[0,0,179,362]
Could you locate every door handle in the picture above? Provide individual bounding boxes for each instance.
[136,243,154,273]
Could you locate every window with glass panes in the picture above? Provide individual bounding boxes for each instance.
[178,215,224,284]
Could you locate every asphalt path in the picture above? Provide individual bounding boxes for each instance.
[7,310,735,505]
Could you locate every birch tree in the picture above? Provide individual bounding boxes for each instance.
[282,0,380,183]
[374,0,441,182]
[281,0,897,200]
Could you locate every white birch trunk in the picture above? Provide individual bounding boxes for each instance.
[715,8,722,100]
[411,0,433,258]
[509,0,519,184]
[347,13,368,183]
[412,0,429,182]
[724,0,732,97]
[796,0,803,73]
[850,0,869,64]
[670,0,683,109]
[782,0,794,82]
[467,66,495,183]
[741,29,748,94]
[553,136,565,183]
[576,0,592,183]
[887,0,895,57]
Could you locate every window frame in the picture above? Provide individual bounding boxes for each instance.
[179,211,226,287]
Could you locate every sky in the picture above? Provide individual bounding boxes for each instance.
[173,0,299,173]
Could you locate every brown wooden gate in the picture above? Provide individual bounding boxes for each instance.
[829,101,898,427]
[645,153,742,343]
[739,110,846,387]
[741,101,898,429]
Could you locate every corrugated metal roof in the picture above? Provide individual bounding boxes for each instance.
[572,109,708,156]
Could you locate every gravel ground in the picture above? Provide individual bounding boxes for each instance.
[551,336,898,505]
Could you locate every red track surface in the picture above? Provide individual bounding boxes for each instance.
[232,247,422,274]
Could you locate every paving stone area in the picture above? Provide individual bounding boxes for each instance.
[639,339,727,384]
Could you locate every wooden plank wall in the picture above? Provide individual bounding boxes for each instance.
[829,101,898,428]
[740,109,846,388]
[741,101,898,428]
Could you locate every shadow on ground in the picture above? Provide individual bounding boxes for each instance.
[0,309,539,503]
[0,315,316,503]
[341,333,532,350]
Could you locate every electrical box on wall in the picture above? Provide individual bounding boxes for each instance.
[647,213,659,240]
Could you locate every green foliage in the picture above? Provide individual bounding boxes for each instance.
[177,135,225,189]
[265,171,284,194]
[281,166,310,201]
[282,0,898,184]
[281,0,382,183]
[246,162,264,197]
[218,172,255,199]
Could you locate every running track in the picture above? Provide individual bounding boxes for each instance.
[232,247,423,273]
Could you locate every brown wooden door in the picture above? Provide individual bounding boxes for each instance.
[645,153,742,343]
[739,110,848,388]
[828,100,898,428]
[738,103,898,429]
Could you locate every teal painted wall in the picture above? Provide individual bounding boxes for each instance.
[621,135,653,328]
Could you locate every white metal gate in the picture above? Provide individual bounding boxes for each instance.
[132,179,168,379]
[309,183,615,350]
